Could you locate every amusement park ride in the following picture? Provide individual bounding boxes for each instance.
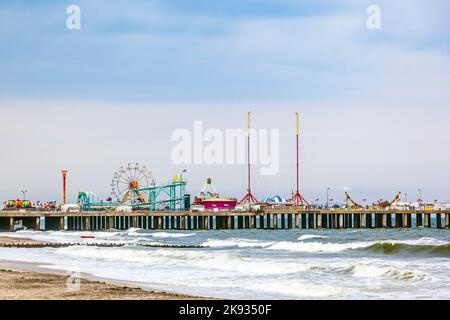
[240,111,310,206]
[290,112,309,206]
[240,111,258,204]
[4,199,33,209]
[3,200,57,210]
[78,163,188,211]
[345,191,402,209]
[195,178,220,201]
[193,178,238,211]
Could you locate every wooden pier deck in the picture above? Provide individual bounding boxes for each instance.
[0,209,449,231]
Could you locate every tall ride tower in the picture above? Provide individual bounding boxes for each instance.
[240,111,258,204]
[61,170,68,205]
[290,112,309,206]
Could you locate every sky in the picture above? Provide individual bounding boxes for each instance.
[0,0,450,204]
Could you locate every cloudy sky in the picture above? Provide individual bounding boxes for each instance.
[1,0,450,204]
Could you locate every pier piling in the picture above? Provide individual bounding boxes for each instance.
[316,214,322,229]
[424,213,431,228]
[308,214,315,229]
[301,214,306,229]
[436,214,442,229]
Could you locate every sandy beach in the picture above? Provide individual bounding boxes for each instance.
[0,236,203,300]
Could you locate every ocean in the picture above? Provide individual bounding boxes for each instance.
[1,227,449,299]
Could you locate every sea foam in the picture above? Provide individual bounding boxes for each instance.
[298,234,327,241]
[151,232,196,238]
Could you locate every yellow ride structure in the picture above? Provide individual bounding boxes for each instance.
[344,191,363,209]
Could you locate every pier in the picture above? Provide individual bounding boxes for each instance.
[0,209,449,231]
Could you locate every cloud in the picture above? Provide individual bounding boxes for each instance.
[1,1,449,102]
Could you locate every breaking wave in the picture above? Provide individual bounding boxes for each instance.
[346,263,429,282]
[201,238,372,252]
[201,238,275,248]
[201,237,450,256]
[298,234,327,241]
[267,241,371,252]
[151,232,196,238]
[365,242,450,257]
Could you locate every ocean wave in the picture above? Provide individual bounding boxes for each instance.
[125,228,145,236]
[267,241,372,253]
[298,234,327,241]
[202,238,374,252]
[364,242,450,257]
[151,232,196,238]
[54,244,316,275]
[348,263,428,282]
[201,236,450,256]
[55,245,209,264]
[5,230,121,243]
[268,239,450,256]
[246,282,342,298]
[125,237,160,244]
[201,238,275,248]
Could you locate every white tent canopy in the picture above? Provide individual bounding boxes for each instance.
[264,195,288,203]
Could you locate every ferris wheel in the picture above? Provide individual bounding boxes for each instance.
[111,163,154,204]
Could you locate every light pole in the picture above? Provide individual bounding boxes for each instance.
[417,188,422,209]
[180,169,187,181]
[21,190,27,201]
[326,187,330,209]
[405,192,408,202]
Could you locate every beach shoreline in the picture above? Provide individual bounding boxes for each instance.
[0,235,207,300]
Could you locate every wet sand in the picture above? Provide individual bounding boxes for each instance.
[0,235,204,300]
[0,235,45,245]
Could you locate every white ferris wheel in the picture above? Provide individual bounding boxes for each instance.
[111,163,154,204]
